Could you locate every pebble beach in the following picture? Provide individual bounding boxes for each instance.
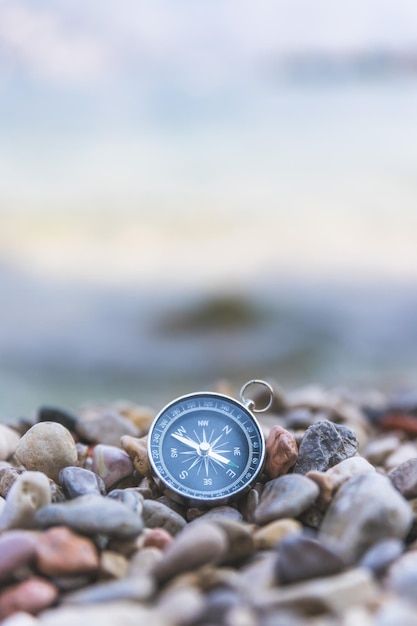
[0,384,417,625]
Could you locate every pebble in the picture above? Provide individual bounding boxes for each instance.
[307,456,375,507]
[1,613,39,626]
[275,534,345,584]
[153,522,228,581]
[112,402,155,434]
[293,420,358,474]
[36,526,99,576]
[37,406,79,432]
[389,458,417,499]
[128,547,163,577]
[35,494,144,538]
[59,467,106,499]
[142,500,186,535]
[0,577,58,619]
[320,473,413,562]
[91,445,134,490]
[143,528,173,551]
[64,576,154,605]
[0,425,20,461]
[360,538,404,577]
[364,434,401,466]
[254,475,319,525]
[386,551,417,603]
[157,585,204,626]
[0,472,51,530]
[0,466,24,498]
[14,423,78,482]
[196,505,243,523]
[253,568,377,615]
[120,435,151,477]
[76,411,139,447]
[385,442,417,471]
[0,531,38,581]
[254,519,302,550]
[265,425,298,479]
[213,518,255,564]
[40,603,163,626]
[99,551,128,579]
[107,488,144,514]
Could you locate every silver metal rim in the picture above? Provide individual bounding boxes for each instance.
[147,390,266,504]
[239,379,274,413]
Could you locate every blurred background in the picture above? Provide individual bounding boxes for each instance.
[1,0,417,417]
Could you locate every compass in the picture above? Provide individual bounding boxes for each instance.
[148,380,272,504]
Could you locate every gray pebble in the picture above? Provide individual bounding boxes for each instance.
[37,406,79,431]
[153,521,228,581]
[35,494,143,538]
[59,467,106,499]
[389,458,417,499]
[64,576,154,604]
[0,471,51,530]
[254,475,319,525]
[386,551,417,604]
[275,534,345,585]
[107,488,144,515]
[293,420,358,474]
[320,473,412,562]
[142,499,186,535]
[76,412,139,447]
[360,538,404,577]
[197,506,243,524]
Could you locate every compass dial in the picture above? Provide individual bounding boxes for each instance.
[148,393,265,502]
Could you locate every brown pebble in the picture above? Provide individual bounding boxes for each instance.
[99,550,128,579]
[265,425,298,479]
[0,577,58,619]
[120,435,151,477]
[143,528,173,551]
[36,526,99,576]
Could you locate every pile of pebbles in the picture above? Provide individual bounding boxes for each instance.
[0,386,417,625]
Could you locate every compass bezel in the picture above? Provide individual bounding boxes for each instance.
[148,391,266,504]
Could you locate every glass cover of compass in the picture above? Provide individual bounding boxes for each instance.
[148,392,265,502]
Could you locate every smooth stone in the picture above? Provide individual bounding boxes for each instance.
[320,473,413,562]
[202,588,241,624]
[0,472,51,530]
[153,522,228,581]
[275,534,345,585]
[253,568,377,615]
[143,528,173,551]
[157,586,204,626]
[265,425,298,479]
[15,423,78,482]
[307,456,375,507]
[389,458,417,499]
[40,603,164,626]
[385,443,417,471]
[254,519,302,550]
[142,500,186,535]
[293,420,358,474]
[99,551,128,579]
[0,467,24,498]
[37,406,79,431]
[364,435,401,466]
[36,526,99,576]
[156,495,185,517]
[240,552,276,591]
[92,445,134,490]
[386,551,417,603]
[375,599,417,626]
[0,426,20,461]
[254,475,319,525]
[1,613,39,626]
[59,467,105,499]
[240,487,260,523]
[107,488,144,514]
[76,412,139,446]
[63,576,154,604]
[197,506,243,523]
[35,494,143,538]
[212,518,255,564]
[128,547,163,576]
[0,578,58,619]
[360,539,404,577]
[0,531,38,581]
[120,436,151,477]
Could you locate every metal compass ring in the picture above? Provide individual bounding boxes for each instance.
[239,379,274,413]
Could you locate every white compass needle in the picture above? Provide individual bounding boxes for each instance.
[171,432,200,450]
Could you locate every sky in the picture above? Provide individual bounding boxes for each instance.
[1,0,417,213]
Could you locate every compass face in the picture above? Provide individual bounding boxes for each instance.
[148,392,265,502]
